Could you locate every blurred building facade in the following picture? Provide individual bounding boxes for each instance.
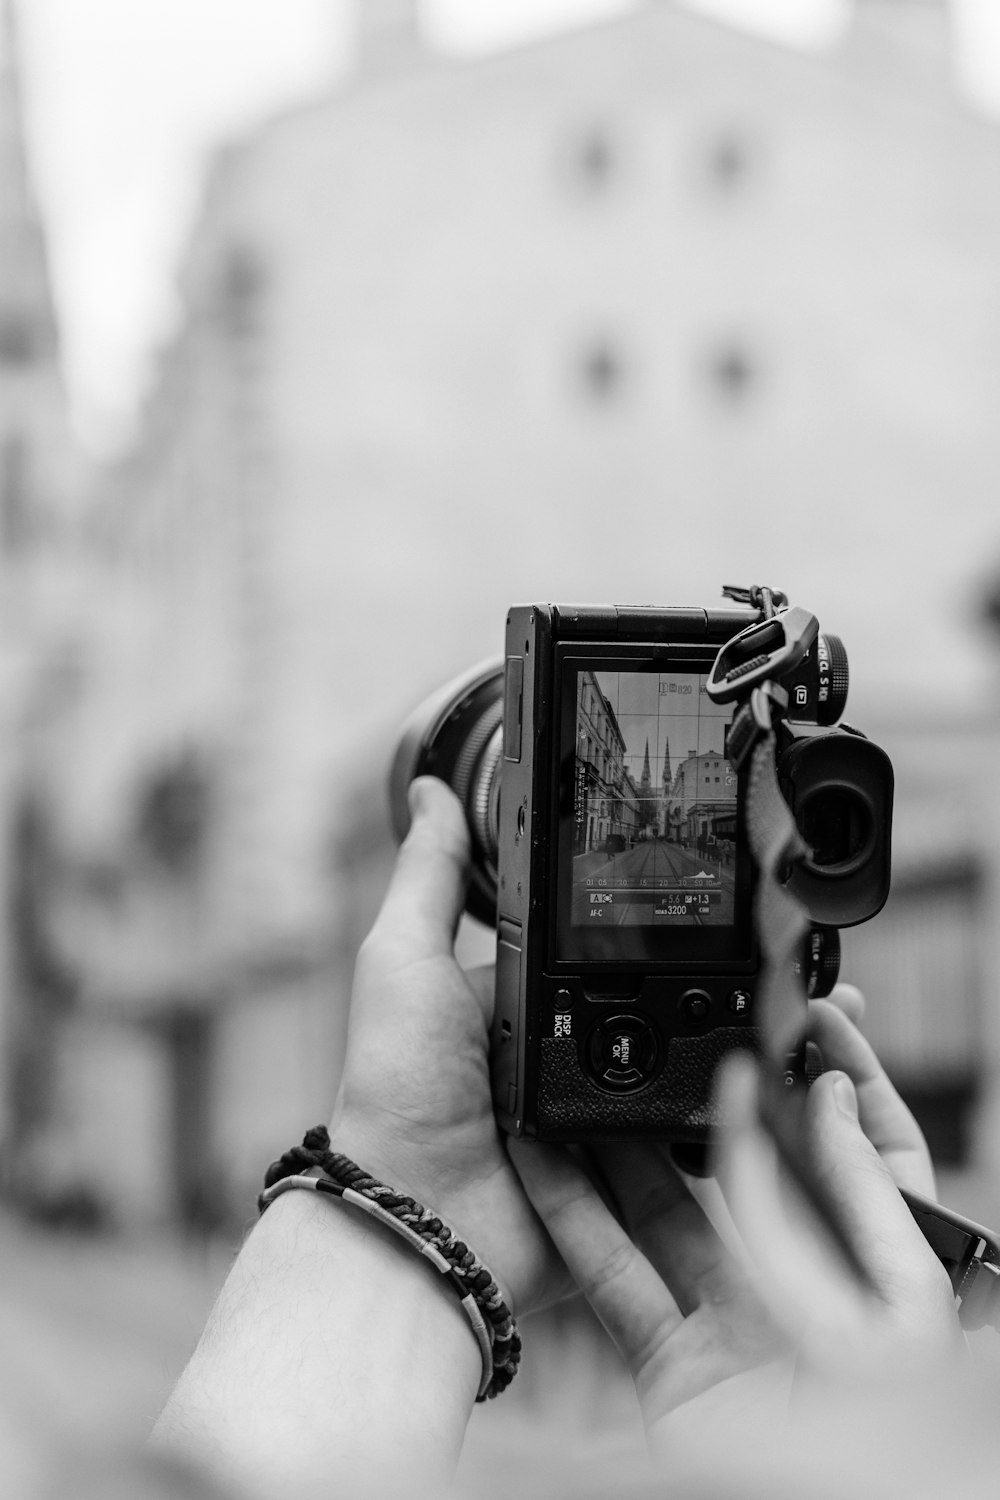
[5,0,1000,1229]
[0,1,89,1203]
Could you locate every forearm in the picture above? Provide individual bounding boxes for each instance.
[151,1186,481,1497]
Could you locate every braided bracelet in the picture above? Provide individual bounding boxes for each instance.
[258,1126,520,1401]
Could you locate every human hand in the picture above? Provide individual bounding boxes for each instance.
[329,775,568,1313]
[805,989,936,1198]
[718,1005,959,1382]
[509,1125,788,1454]
[154,776,551,1491]
[509,987,961,1456]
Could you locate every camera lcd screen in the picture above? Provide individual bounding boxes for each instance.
[555,661,751,965]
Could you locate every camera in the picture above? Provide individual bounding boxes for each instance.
[389,595,892,1144]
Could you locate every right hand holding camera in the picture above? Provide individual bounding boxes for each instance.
[510,987,962,1458]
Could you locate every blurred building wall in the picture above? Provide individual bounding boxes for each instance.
[16,0,1000,1224]
[0,1,89,1203]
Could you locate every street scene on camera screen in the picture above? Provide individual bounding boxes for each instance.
[571,669,737,928]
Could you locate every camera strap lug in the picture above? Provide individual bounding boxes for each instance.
[721,584,789,614]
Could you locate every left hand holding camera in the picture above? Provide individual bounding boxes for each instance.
[329,774,570,1314]
[154,778,569,1496]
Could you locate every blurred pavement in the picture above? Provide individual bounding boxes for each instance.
[0,1209,226,1485]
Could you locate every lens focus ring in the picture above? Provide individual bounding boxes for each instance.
[785,631,850,725]
[469,725,503,864]
[821,634,849,722]
[451,699,503,863]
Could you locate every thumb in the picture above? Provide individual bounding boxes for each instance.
[367,775,470,960]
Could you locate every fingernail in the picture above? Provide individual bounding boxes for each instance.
[832,1073,858,1120]
[407,778,429,821]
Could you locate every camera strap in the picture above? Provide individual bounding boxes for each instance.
[727,682,811,1076]
[727,680,883,1289]
[724,632,1000,1333]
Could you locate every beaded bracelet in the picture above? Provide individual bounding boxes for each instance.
[259,1126,521,1401]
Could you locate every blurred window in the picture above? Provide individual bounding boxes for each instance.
[0,312,35,364]
[577,126,615,190]
[707,343,757,401]
[1,432,30,550]
[135,755,209,872]
[706,130,754,191]
[218,244,268,339]
[579,338,626,402]
[559,121,625,200]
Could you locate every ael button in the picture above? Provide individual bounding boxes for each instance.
[728,988,752,1016]
[586,1014,658,1092]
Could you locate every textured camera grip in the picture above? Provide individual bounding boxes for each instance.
[537,1028,761,1139]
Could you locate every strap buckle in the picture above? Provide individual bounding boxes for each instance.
[706,605,819,706]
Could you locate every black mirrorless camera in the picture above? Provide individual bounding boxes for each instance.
[389,593,892,1145]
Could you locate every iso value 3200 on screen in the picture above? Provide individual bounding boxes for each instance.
[572,670,737,930]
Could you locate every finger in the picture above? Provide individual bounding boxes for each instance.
[821,983,866,1028]
[721,1061,959,1373]
[808,1000,935,1197]
[716,1057,864,1346]
[594,1141,741,1316]
[366,777,470,962]
[803,1069,951,1316]
[509,1138,684,1375]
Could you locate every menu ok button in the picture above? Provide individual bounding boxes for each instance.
[586,1014,658,1092]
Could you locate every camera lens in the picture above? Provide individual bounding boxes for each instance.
[799,784,875,875]
[388,661,503,925]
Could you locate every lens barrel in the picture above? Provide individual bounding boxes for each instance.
[387,660,503,926]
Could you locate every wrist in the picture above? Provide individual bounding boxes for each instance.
[328,1115,516,1312]
[261,1125,522,1398]
[156,1179,482,1495]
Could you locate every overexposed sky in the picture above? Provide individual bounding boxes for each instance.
[10,0,1000,455]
